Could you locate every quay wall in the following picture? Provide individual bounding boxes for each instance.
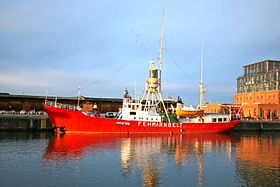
[233,120,280,131]
[0,114,53,131]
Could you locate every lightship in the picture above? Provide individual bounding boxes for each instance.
[44,12,240,134]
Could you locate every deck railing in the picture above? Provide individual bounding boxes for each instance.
[45,101,81,111]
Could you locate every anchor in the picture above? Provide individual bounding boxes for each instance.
[59,126,66,134]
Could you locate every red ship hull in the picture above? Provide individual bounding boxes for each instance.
[44,105,239,133]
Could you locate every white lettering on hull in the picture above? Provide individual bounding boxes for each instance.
[116,122,130,126]
[137,121,182,128]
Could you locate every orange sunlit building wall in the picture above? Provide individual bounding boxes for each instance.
[234,91,279,120]
[234,60,280,120]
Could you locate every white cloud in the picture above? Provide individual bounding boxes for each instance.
[0,72,51,87]
[0,68,89,93]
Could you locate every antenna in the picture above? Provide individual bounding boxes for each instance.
[54,97,57,107]
[159,8,164,93]
[44,89,48,105]
[134,80,137,100]
[77,86,81,109]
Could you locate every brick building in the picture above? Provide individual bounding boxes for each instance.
[0,93,123,113]
[234,60,280,120]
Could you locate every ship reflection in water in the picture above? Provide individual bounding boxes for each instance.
[1,132,279,186]
[43,133,237,187]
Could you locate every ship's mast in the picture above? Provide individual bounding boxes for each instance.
[159,9,164,93]
[199,40,205,109]
[140,9,170,122]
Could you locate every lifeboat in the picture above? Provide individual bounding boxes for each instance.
[175,101,204,117]
[176,108,204,117]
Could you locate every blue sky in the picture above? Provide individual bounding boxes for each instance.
[0,0,279,105]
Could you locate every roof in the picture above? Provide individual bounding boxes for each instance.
[0,93,123,102]
[242,60,280,68]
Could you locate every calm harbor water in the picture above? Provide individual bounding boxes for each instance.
[0,132,279,187]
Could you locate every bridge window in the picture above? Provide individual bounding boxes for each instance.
[223,118,227,122]
[212,118,217,122]
[130,111,136,115]
[218,118,223,122]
